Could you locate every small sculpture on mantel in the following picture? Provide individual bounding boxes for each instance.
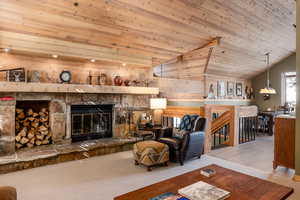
[124,80,131,86]
[131,80,140,86]
[99,73,107,85]
[114,76,123,86]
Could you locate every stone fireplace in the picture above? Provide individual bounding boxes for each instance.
[0,90,151,156]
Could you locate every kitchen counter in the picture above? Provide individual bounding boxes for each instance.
[276,114,296,119]
[274,115,295,169]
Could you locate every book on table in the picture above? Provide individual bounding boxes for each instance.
[149,192,189,200]
[178,181,230,200]
[200,168,216,177]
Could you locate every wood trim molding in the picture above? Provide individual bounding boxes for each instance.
[0,82,159,95]
[162,106,204,118]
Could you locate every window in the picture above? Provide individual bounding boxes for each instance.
[282,72,296,105]
[173,117,181,128]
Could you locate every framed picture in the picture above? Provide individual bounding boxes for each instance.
[217,80,226,97]
[227,81,234,96]
[236,82,243,96]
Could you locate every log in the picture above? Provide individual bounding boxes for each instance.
[17,128,27,137]
[42,139,49,145]
[20,137,29,144]
[46,132,52,140]
[16,108,24,114]
[15,122,20,131]
[36,134,44,140]
[27,130,35,139]
[23,120,30,127]
[40,130,48,136]
[27,117,35,121]
[15,134,21,142]
[29,137,35,144]
[36,140,42,146]
[16,143,23,149]
[40,108,47,113]
[39,112,47,117]
[31,121,39,128]
[33,112,39,118]
[17,112,25,119]
[39,126,47,132]
[27,109,34,116]
[40,116,49,123]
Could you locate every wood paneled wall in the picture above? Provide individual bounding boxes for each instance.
[150,75,251,101]
[0,53,152,84]
[150,77,205,99]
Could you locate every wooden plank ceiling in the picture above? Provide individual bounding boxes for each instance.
[0,0,296,79]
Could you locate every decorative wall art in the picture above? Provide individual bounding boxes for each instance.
[236,82,243,96]
[207,83,215,99]
[227,82,234,96]
[0,68,27,82]
[217,81,226,98]
[30,71,41,82]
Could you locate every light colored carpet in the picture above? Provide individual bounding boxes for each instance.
[0,150,299,200]
[208,135,276,172]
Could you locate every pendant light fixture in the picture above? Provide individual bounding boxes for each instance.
[259,53,276,95]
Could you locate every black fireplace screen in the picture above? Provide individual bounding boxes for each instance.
[71,104,113,142]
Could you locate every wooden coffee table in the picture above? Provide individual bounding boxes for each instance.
[114,164,293,200]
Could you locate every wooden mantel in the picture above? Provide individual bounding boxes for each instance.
[0,82,159,95]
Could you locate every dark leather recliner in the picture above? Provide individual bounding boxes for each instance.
[158,115,206,165]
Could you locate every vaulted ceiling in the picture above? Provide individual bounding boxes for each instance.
[0,0,296,79]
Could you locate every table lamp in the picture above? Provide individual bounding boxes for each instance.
[150,98,167,126]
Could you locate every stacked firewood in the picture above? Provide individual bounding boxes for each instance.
[15,108,52,149]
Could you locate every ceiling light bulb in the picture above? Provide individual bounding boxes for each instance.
[4,48,11,53]
[122,63,126,66]
[52,54,58,58]
[90,59,96,62]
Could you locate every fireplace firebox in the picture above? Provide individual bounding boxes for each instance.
[71,104,113,142]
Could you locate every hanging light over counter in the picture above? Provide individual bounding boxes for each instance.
[259,53,276,95]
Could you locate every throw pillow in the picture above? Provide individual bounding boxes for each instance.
[173,129,189,139]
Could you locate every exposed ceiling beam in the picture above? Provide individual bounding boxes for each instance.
[204,47,214,74]
[153,37,221,67]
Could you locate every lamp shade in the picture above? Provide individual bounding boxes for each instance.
[150,98,167,109]
[259,87,276,94]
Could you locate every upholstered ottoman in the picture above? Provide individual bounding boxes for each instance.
[133,140,169,171]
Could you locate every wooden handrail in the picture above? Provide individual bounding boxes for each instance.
[211,111,232,134]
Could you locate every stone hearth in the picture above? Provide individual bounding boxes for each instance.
[0,138,140,174]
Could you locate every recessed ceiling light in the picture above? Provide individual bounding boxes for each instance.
[90,59,96,62]
[52,54,58,58]
[4,48,11,53]
[122,63,126,66]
